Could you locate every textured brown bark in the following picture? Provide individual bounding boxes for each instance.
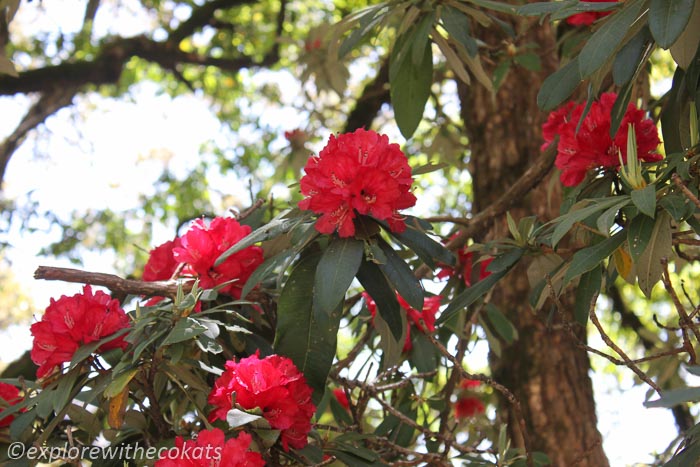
[458,15,609,467]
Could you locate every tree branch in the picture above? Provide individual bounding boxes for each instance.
[34,266,190,298]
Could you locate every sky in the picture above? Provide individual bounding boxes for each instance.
[0,0,687,465]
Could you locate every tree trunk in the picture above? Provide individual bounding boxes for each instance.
[457,15,610,467]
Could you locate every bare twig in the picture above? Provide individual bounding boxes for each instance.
[661,258,700,363]
[34,266,190,298]
[672,174,700,210]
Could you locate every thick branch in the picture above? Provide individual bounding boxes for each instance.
[344,58,390,133]
[34,266,190,298]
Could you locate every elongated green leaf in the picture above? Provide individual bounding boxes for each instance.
[357,261,403,342]
[578,0,646,78]
[631,184,657,217]
[517,1,576,16]
[411,13,435,66]
[627,213,655,263]
[464,0,516,14]
[644,386,700,407]
[563,231,626,286]
[162,317,209,345]
[373,305,406,369]
[537,57,581,111]
[104,368,140,398]
[551,197,629,247]
[441,5,478,56]
[486,247,524,273]
[613,27,652,86]
[485,303,518,344]
[382,217,455,269]
[314,237,364,315]
[596,198,630,234]
[390,33,433,138]
[377,240,424,311]
[215,210,295,266]
[274,254,341,404]
[574,266,602,326]
[69,328,130,370]
[241,249,295,299]
[338,6,386,58]
[649,0,695,49]
[637,211,673,298]
[610,82,635,137]
[437,268,508,325]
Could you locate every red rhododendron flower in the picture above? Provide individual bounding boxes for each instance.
[437,237,493,287]
[173,217,264,299]
[208,353,316,451]
[299,129,417,237]
[143,238,182,281]
[460,379,481,390]
[565,0,619,26]
[30,285,130,379]
[455,396,485,419]
[543,92,661,187]
[364,292,441,352]
[333,388,350,410]
[155,428,264,467]
[0,382,23,427]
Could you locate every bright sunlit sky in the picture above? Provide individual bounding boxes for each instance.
[0,1,686,465]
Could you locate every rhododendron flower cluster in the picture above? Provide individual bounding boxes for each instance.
[364,292,441,352]
[542,92,661,187]
[208,353,316,451]
[0,382,23,427]
[333,388,350,410]
[437,238,493,286]
[455,379,485,419]
[154,428,264,467]
[30,285,130,378]
[565,0,619,26]
[299,129,417,237]
[142,217,264,300]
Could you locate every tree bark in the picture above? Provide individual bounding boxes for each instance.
[458,15,609,467]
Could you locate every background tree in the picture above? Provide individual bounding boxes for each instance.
[0,0,699,466]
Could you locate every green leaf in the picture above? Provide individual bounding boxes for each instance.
[241,248,295,299]
[437,268,508,325]
[338,5,386,59]
[390,31,433,138]
[665,441,700,467]
[537,57,581,111]
[636,211,673,298]
[69,328,129,370]
[563,231,626,286]
[486,247,524,273]
[409,331,438,373]
[517,1,576,16]
[631,184,657,217]
[613,27,652,86]
[441,5,478,56]
[464,0,516,14]
[596,198,630,234]
[314,237,364,315]
[356,261,403,342]
[215,209,295,266]
[376,240,424,311]
[373,306,406,369]
[551,197,629,247]
[578,0,646,78]
[104,368,139,398]
[383,217,455,269]
[162,317,209,345]
[649,0,695,49]
[574,266,602,326]
[485,303,518,344]
[514,52,541,72]
[274,253,341,405]
[627,214,655,263]
[610,82,635,137]
[644,386,700,407]
[411,12,435,67]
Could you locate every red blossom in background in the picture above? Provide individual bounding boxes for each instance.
[299,129,417,237]
[208,353,316,451]
[30,285,130,379]
[542,92,661,187]
[364,292,441,352]
[437,238,493,287]
[143,238,182,281]
[333,388,350,410]
[565,0,619,26]
[460,379,481,390]
[0,382,23,427]
[154,428,264,467]
[173,217,264,299]
[455,396,485,419]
